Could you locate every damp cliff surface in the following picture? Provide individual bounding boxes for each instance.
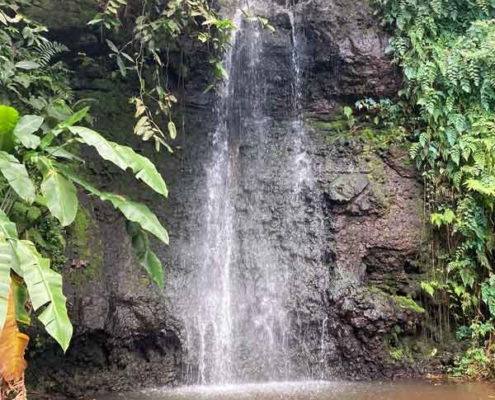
[26,0,431,397]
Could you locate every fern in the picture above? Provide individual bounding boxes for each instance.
[33,41,68,68]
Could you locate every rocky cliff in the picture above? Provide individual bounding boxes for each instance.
[26,0,431,397]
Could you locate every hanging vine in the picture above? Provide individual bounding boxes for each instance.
[89,0,235,151]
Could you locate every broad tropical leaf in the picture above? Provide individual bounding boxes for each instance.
[69,126,168,197]
[117,146,168,197]
[0,105,19,137]
[126,222,164,287]
[0,243,12,331]
[55,165,169,244]
[13,115,43,149]
[41,169,78,226]
[0,287,29,382]
[16,240,72,351]
[100,193,169,244]
[0,152,36,204]
[0,210,19,241]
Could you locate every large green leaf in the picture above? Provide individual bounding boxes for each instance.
[41,168,78,227]
[68,126,168,197]
[13,115,43,149]
[55,164,169,244]
[100,193,169,244]
[117,146,168,197]
[0,213,21,278]
[15,240,72,351]
[0,105,18,152]
[126,222,164,287]
[0,106,19,136]
[0,151,36,204]
[0,243,12,331]
[0,211,18,241]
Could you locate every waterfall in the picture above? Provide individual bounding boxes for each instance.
[288,8,311,190]
[179,0,330,385]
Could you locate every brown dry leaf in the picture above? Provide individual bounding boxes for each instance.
[0,286,29,382]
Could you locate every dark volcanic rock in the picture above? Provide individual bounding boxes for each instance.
[327,174,369,203]
[296,0,401,114]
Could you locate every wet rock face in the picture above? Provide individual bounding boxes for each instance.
[264,0,401,115]
[327,174,370,203]
[298,0,402,107]
[26,0,428,396]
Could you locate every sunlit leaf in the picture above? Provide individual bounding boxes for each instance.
[41,167,78,227]
[13,115,43,149]
[16,240,72,351]
[0,151,36,204]
[69,126,168,197]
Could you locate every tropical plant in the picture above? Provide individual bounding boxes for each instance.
[0,1,173,398]
[369,0,495,377]
[0,105,170,399]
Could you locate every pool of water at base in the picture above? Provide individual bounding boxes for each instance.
[99,380,495,400]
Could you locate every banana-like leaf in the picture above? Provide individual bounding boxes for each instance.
[0,286,29,382]
[69,126,168,197]
[100,193,169,244]
[41,168,78,227]
[0,211,21,277]
[0,243,12,331]
[55,165,169,244]
[15,240,72,352]
[13,115,43,149]
[0,151,36,204]
[126,221,164,287]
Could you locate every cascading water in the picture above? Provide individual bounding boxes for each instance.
[288,7,311,190]
[180,0,331,385]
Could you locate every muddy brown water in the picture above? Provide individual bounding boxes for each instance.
[100,381,495,400]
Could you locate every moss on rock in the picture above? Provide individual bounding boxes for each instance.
[67,205,104,284]
[393,295,426,314]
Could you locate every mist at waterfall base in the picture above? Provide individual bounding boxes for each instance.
[99,381,494,400]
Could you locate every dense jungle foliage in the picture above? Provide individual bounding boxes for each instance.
[0,0,232,399]
[368,0,495,379]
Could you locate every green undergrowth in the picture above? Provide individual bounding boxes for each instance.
[366,0,495,379]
